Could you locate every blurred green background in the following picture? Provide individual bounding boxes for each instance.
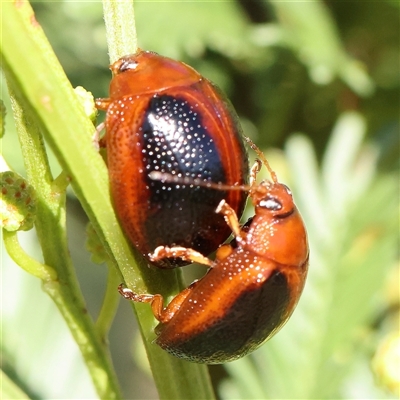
[1,1,399,399]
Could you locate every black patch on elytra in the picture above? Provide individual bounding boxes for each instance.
[140,95,227,260]
[157,269,292,363]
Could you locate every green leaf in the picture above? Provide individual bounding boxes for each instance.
[135,0,251,59]
[270,0,374,96]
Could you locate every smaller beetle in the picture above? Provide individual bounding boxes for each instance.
[119,140,309,364]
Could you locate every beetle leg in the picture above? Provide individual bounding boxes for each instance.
[118,282,198,323]
[249,159,262,187]
[149,246,213,267]
[92,122,106,151]
[215,244,234,261]
[216,200,242,238]
[118,283,164,320]
[95,98,112,111]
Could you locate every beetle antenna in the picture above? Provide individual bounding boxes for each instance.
[148,171,251,192]
[242,136,278,184]
[150,138,279,190]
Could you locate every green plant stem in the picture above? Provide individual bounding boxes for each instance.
[102,0,138,63]
[2,2,214,399]
[51,170,70,194]
[2,3,122,398]
[2,229,57,281]
[96,264,120,339]
[1,370,30,400]
[100,2,215,398]
[6,89,123,399]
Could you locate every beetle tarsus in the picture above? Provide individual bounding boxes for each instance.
[150,246,213,267]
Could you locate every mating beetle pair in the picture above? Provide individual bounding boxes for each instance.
[96,51,309,364]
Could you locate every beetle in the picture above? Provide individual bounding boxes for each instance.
[96,50,248,268]
[119,140,309,364]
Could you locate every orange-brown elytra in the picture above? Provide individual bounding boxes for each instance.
[96,50,249,268]
[119,142,309,364]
